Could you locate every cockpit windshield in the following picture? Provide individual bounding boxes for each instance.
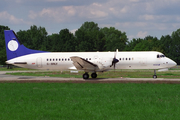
[157,54,165,58]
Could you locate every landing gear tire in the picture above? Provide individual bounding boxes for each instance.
[91,73,97,78]
[153,75,157,79]
[83,73,89,79]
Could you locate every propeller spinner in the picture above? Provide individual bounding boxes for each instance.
[110,49,119,69]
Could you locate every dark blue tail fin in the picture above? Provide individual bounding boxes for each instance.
[4,30,46,60]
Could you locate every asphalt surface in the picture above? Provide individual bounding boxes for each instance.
[1,71,180,83]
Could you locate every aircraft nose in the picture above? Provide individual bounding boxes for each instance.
[168,59,177,68]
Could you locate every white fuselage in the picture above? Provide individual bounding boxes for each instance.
[6,51,176,72]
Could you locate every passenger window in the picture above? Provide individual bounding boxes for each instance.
[47,59,48,61]
[123,58,124,60]
[119,58,121,60]
[62,59,64,61]
[50,59,51,61]
[56,59,58,61]
[129,58,131,60]
[59,59,61,61]
[126,58,128,60]
[89,58,91,60]
[65,59,67,61]
[157,54,160,58]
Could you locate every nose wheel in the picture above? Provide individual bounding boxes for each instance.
[153,75,157,79]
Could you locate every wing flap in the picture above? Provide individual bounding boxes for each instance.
[70,56,97,71]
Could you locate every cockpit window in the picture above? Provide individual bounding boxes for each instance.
[161,55,165,57]
[157,54,165,58]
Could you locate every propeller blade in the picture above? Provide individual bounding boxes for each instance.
[114,49,118,58]
[110,49,119,69]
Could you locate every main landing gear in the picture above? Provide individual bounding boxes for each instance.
[153,69,157,79]
[83,72,97,79]
[91,73,97,78]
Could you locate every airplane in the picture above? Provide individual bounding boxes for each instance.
[4,30,177,79]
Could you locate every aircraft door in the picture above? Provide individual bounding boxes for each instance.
[36,57,42,68]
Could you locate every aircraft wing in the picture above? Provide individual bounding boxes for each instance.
[70,56,97,71]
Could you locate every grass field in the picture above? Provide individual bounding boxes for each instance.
[6,69,180,78]
[0,83,180,120]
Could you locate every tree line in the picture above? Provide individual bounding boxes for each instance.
[0,21,180,65]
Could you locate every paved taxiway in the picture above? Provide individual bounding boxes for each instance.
[1,71,180,83]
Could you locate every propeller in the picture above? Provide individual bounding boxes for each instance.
[110,49,119,69]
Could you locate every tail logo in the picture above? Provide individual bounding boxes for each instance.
[8,40,19,51]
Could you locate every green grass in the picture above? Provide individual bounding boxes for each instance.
[6,69,180,78]
[0,83,180,120]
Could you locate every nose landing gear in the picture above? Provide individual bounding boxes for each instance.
[153,70,157,79]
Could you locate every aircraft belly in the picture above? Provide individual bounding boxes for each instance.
[117,63,164,69]
[12,64,27,68]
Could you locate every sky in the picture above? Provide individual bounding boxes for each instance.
[1,0,180,40]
